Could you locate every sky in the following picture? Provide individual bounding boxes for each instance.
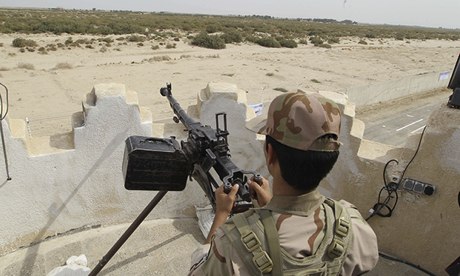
[1,0,459,29]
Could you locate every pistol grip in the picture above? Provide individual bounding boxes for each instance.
[223,182,233,194]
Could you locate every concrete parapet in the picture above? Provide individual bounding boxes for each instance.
[345,71,451,106]
[0,83,201,257]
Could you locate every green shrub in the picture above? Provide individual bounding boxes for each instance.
[17,63,35,70]
[358,39,368,45]
[244,35,258,43]
[38,47,47,54]
[65,37,73,46]
[395,34,405,41]
[221,30,243,43]
[127,35,146,42]
[318,43,332,49]
[309,36,323,46]
[206,24,221,34]
[191,32,226,49]
[255,37,281,48]
[53,62,73,70]
[12,38,38,48]
[166,43,176,49]
[47,44,57,51]
[328,37,340,44]
[100,37,114,43]
[298,39,308,45]
[76,38,92,44]
[279,39,297,48]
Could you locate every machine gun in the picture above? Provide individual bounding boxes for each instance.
[123,83,260,212]
[90,83,260,275]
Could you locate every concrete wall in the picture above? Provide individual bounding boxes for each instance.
[345,70,451,106]
[0,82,458,275]
[323,93,460,275]
[0,83,209,256]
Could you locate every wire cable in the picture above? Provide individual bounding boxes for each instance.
[366,159,399,220]
[400,126,427,181]
[366,126,427,221]
[0,82,11,180]
[379,251,436,276]
[367,127,434,274]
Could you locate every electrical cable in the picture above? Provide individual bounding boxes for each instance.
[0,82,9,119]
[378,252,436,276]
[0,82,11,180]
[366,126,427,221]
[366,159,399,220]
[366,128,433,275]
[400,126,427,181]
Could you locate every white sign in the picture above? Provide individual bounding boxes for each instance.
[439,71,450,81]
[249,103,264,116]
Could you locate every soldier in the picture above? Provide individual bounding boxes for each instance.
[189,92,379,275]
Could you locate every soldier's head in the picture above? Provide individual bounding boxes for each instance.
[251,92,342,192]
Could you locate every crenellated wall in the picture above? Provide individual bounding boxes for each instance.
[0,82,458,275]
[0,83,210,257]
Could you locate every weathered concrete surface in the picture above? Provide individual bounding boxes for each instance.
[323,95,460,275]
[0,219,430,276]
[345,70,451,107]
[0,83,209,257]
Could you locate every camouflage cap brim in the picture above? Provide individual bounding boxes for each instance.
[246,91,341,152]
[246,113,268,135]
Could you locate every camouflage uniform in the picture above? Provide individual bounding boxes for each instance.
[189,92,379,275]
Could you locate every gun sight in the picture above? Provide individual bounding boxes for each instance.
[160,83,172,97]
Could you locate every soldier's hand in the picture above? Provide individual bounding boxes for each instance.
[248,177,272,207]
[215,184,239,215]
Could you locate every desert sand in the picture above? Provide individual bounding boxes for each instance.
[0,33,458,137]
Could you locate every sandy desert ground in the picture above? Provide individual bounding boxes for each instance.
[0,33,459,137]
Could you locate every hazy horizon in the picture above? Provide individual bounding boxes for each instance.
[1,0,459,30]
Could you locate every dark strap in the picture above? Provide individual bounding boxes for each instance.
[259,209,283,276]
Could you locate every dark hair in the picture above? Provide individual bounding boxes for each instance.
[265,135,339,192]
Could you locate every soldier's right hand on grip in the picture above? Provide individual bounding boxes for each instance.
[248,176,272,207]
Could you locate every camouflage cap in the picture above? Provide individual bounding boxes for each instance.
[247,92,341,151]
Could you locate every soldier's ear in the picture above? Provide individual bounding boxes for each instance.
[266,143,278,166]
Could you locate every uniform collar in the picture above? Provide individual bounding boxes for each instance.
[263,189,325,216]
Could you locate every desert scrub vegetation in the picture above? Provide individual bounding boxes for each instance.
[278,39,297,48]
[274,87,288,92]
[221,30,243,43]
[191,32,226,49]
[53,62,73,70]
[255,37,281,48]
[12,38,38,48]
[0,8,459,43]
[17,63,35,70]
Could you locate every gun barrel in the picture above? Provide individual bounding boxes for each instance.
[160,85,198,129]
